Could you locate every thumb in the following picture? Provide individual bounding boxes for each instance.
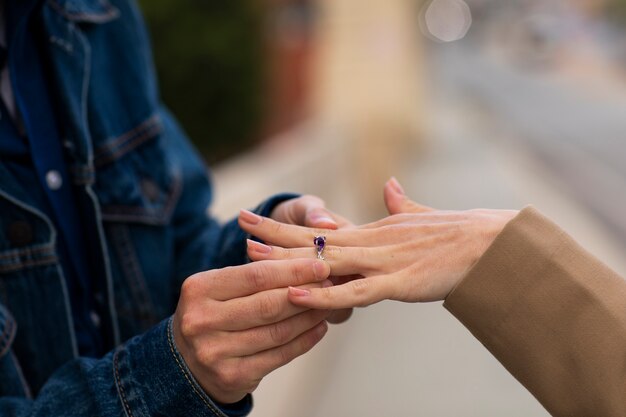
[287,195,339,229]
[304,205,339,230]
[384,177,434,215]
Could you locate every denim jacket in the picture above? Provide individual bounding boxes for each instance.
[0,0,294,415]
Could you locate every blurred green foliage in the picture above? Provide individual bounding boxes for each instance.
[607,0,626,22]
[138,0,265,163]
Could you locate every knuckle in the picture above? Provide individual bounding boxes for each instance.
[179,311,202,339]
[276,344,294,365]
[196,345,220,367]
[181,274,201,299]
[247,263,271,290]
[325,246,342,260]
[270,220,284,235]
[268,322,290,345]
[215,366,242,392]
[290,262,309,284]
[351,280,371,305]
[320,286,335,300]
[258,294,282,322]
[311,228,331,238]
[246,379,262,393]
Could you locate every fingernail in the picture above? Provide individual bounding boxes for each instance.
[321,279,333,288]
[312,215,337,225]
[247,239,272,254]
[289,286,311,297]
[239,209,262,225]
[312,260,329,279]
[389,177,405,195]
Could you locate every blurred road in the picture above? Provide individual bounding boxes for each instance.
[434,40,626,249]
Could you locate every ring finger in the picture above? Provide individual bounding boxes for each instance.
[246,239,380,276]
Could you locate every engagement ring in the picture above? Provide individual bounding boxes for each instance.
[314,236,326,260]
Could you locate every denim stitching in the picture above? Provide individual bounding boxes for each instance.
[70,164,95,186]
[166,318,225,416]
[93,115,162,167]
[100,172,182,225]
[97,114,160,154]
[47,0,120,23]
[9,351,33,399]
[0,256,58,273]
[113,349,135,417]
[109,224,155,327]
[0,244,54,260]
[49,36,73,54]
[0,312,15,357]
[94,123,162,168]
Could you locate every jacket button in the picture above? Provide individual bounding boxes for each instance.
[7,221,34,246]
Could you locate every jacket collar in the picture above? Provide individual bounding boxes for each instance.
[47,0,119,23]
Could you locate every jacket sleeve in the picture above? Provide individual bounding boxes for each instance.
[444,206,626,417]
[161,106,298,283]
[0,318,250,417]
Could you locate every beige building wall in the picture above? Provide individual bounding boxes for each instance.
[311,0,427,219]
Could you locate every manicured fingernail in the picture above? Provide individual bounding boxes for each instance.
[239,209,262,225]
[321,279,333,288]
[313,216,337,225]
[289,286,311,297]
[312,260,329,279]
[389,177,405,195]
[247,239,272,254]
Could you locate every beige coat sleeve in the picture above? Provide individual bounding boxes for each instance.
[444,206,626,417]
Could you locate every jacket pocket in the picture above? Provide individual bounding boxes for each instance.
[94,112,182,226]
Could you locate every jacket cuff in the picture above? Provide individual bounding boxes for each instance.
[443,206,568,332]
[113,318,252,417]
[214,193,300,268]
[443,206,626,415]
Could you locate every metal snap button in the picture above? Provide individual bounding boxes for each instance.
[45,170,63,190]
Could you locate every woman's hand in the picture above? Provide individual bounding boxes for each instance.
[239,179,518,309]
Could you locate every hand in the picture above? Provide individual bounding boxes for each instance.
[267,195,355,323]
[239,178,518,309]
[172,259,331,404]
[270,194,353,230]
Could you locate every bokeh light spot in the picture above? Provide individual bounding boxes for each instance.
[422,0,473,43]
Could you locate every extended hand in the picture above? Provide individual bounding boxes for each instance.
[241,179,518,309]
[172,259,331,404]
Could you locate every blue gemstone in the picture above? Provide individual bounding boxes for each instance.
[314,236,326,249]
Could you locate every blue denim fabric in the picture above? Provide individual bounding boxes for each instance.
[0,0,298,415]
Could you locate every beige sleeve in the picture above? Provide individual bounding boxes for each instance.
[444,206,626,417]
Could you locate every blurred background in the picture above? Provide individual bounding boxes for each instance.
[139,0,626,415]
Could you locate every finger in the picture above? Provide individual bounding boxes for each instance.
[384,177,434,215]
[297,196,339,230]
[239,209,371,247]
[198,259,330,301]
[327,308,353,324]
[241,321,328,382]
[246,240,381,276]
[229,309,330,356]
[288,276,394,309]
[217,284,324,330]
[306,206,356,230]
